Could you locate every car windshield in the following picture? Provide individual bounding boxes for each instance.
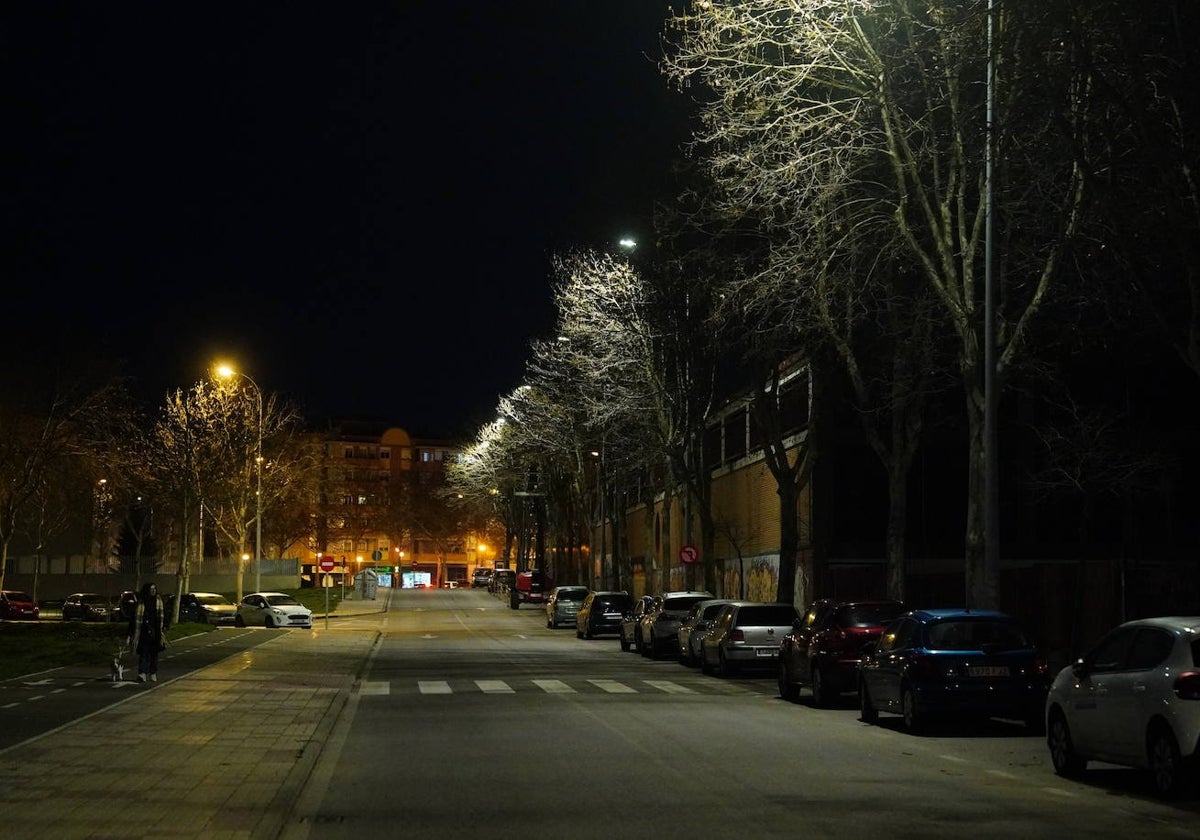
[264,595,300,606]
[837,603,905,627]
[926,619,1030,651]
[82,595,108,605]
[736,605,797,625]
[558,589,588,601]
[703,603,728,619]
[5,592,33,602]
[598,596,631,609]
[196,595,231,606]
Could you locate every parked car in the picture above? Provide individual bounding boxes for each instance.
[0,590,39,620]
[639,591,714,659]
[175,592,238,626]
[858,608,1050,734]
[61,592,113,622]
[677,599,734,666]
[111,590,138,624]
[471,568,494,588]
[701,602,800,677]
[490,568,516,594]
[235,592,313,628]
[1044,615,1200,798]
[778,598,907,706]
[545,585,589,629]
[575,591,633,639]
[619,596,657,652]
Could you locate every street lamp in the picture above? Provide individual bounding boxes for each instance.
[215,363,264,594]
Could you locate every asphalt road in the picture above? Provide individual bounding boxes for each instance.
[279,589,1200,840]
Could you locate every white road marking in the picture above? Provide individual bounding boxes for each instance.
[588,679,637,694]
[418,680,452,694]
[532,679,575,693]
[360,681,390,695]
[476,680,514,694]
[644,680,695,694]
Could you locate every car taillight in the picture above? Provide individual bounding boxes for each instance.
[1174,671,1200,700]
[1031,657,1050,675]
[731,629,745,642]
[908,652,942,678]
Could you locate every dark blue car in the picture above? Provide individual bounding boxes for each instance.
[858,608,1051,733]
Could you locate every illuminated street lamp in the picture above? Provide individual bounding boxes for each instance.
[215,363,264,594]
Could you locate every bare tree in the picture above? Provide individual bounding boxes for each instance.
[664,1,1097,607]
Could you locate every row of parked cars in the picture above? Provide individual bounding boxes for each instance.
[0,589,313,629]
[536,584,1200,799]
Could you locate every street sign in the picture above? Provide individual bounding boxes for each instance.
[679,545,699,565]
[319,556,335,572]
[372,549,382,562]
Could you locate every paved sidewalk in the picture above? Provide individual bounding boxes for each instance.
[0,590,390,840]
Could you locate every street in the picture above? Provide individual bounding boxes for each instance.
[282,589,1199,840]
[2,587,1197,839]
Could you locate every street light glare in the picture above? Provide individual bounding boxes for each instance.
[619,237,636,249]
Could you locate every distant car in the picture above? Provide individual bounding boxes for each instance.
[545,585,589,629]
[858,608,1050,734]
[778,598,907,706]
[1045,615,1200,798]
[61,592,113,622]
[235,592,313,629]
[490,569,516,594]
[0,590,39,621]
[639,591,714,659]
[471,568,494,588]
[575,591,633,639]
[676,599,734,667]
[176,592,237,626]
[700,602,800,677]
[619,596,657,652]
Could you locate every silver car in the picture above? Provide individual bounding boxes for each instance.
[676,599,734,667]
[639,591,714,659]
[700,602,800,677]
[235,592,313,629]
[1045,615,1200,798]
[545,585,589,629]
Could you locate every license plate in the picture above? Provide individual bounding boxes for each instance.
[756,649,777,657]
[968,666,1009,677]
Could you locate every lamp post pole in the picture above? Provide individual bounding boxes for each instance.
[215,364,264,594]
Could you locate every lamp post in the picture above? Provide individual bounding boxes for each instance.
[215,364,264,594]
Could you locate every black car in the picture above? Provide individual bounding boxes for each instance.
[575,591,633,639]
[778,598,907,706]
[858,608,1051,733]
[61,592,113,622]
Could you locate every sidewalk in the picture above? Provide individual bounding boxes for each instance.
[0,589,390,840]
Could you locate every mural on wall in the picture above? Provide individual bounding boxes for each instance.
[719,555,779,602]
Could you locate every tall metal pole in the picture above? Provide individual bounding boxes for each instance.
[254,389,263,594]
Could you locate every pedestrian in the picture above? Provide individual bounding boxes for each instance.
[127,582,167,683]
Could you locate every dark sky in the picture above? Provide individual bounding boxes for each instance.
[6,3,693,439]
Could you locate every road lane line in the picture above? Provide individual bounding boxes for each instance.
[418,680,452,694]
[532,679,575,694]
[476,680,514,694]
[644,680,695,694]
[360,681,390,696]
[588,679,637,694]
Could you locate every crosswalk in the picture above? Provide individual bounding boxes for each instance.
[358,676,762,698]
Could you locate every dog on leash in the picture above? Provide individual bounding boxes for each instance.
[111,649,126,682]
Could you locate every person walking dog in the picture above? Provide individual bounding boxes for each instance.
[127,582,167,683]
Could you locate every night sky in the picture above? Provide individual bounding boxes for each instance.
[6,3,693,438]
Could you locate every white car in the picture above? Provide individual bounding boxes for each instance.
[1045,615,1200,797]
[235,592,313,629]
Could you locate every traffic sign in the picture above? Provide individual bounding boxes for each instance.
[372,549,382,562]
[318,556,335,572]
[679,545,699,565]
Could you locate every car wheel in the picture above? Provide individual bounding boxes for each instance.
[811,665,829,708]
[1047,709,1085,778]
[859,679,878,724]
[778,662,800,702]
[264,616,275,629]
[901,684,923,733]
[1149,725,1183,798]
[235,614,245,627]
[717,650,737,678]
